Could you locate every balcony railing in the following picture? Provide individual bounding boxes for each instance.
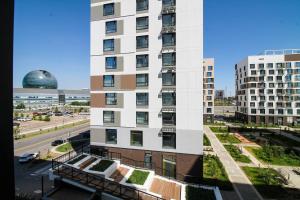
[161,25,176,34]
[162,5,176,14]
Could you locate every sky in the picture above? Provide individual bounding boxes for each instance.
[14,0,300,94]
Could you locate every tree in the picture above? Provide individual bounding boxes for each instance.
[15,103,25,109]
[44,115,50,122]
[38,115,43,121]
[20,113,24,118]
[54,106,59,113]
[13,127,20,139]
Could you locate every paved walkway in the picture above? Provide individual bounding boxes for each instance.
[204,126,263,200]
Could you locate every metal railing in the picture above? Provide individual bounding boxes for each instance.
[53,163,164,200]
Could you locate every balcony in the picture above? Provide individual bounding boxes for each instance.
[162,4,176,14]
[161,25,176,34]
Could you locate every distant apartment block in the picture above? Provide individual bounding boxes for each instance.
[90,0,203,182]
[215,90,224,100]
[203,58,214,123]
[235,49,300,125]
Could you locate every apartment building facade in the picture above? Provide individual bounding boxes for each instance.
[203,58,214,123]
[90,0,203,182]
[235,50,300,125]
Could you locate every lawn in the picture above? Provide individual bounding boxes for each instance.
[242,166,288,199]
[245,146,300,166]
[126,170,150,185]
[209,126,229,133]
[216,133,240,144]
[203,134,211,146]
[90,160,114,172]
[224,145,251,163]
[56,142,73,153]
[186,186,216,200]
[203,155,232,190]
[68,154,87,165]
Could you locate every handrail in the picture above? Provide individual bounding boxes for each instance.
[53,163,164,200]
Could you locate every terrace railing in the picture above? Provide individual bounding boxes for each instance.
[52,163,164,200]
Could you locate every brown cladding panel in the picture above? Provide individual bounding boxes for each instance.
[285,54,300,61]
[91,76,103,91]
[120,75,136,90]
[91,93,105,108]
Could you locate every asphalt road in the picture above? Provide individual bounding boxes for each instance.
[14,123,90,199]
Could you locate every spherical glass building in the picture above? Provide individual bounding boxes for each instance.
[22,70,58,89]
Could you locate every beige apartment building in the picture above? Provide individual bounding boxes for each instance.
[203,58,215,123]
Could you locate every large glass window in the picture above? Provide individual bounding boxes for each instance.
[162,113,176,125]
[162,53,176,66]
[103,75,114,87]
[162,0,176,6]
[162,72,176,86]
[162,14,176,27]
[295,62,300,68]
[105,129,117,144]
[136,0,148,11]
[136,35,148,49]
[136,54,148,68]
[105,93,117,105]
[130,131,143,146]
[105,57,117,69]
[136,17,149,30]
[162,93,176,106]
[103,3,114,16]
[103,39,114,52]
[136,74,148,87]
[162,33,176,47]
[162,132,176,149]
[208,66,213,71]
[103,111,114,123]
[106,21,117,33]
[136,93,148,106]
[136,112,148,125]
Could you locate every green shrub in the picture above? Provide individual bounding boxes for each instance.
[126,170,150,185]
[210,127,229,133]
[224,145,251,163]
[90,160,114,172]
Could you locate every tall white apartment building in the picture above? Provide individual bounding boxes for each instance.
[235,50,300,125]
[203,58,214,123]
[90,0,203,182]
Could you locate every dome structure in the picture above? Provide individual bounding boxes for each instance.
[22,70,58,89]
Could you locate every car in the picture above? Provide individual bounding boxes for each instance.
[51,139,64,146]
[54,112,63,116]
[18,153,39,163]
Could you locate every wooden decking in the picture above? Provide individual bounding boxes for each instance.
[150,178,181,200]
[109,166,129,182]
[78,157,97,170]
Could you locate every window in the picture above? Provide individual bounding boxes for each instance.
[136,93,148,106]
[162,93,176,106]
[207,108,212,113]
[162,0,176,6]
[267,63,273,68]
[251,70,256,75]
[162,132,176,149]
[162,33,176,47]
[105,129,117,144]
[162,72,176,86]
[259,64,264,69]
[295,62,300,68]
[269,70,274,75]
[103,39,114,52]
[260,109,265,114]
[136,112,148,125]
[105,93,117,105]
[269,109,274,114]
[286,62,291,68]
[103,75,114,87]
[136,54,148,68]
[103,3,114,16]
[136,74,148,86]
[250,102,255,107]
[136,35,148,49]
[278,109,284,115]
[251,109,256,114]
[105,57,117,69]
[136,0,148,11]
[162,53,176,66]
[103,111,114,123]
[267,76,273,81]
[162,14,176,27]
[162,113,176,125]
[106,21,117,33]
[131,131,143,146]
[208,66,213,71]
[250,64,255,69]
[136,17,148,30]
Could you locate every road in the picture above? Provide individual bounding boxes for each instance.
[14,123,90,199]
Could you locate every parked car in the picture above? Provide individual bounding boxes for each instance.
[54,112,63,116]
[51,139,64,146]
[18,153,39,163]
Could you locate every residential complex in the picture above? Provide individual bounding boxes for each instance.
[235,49,300,125]
[203,58,214,123]
[90,0,203,182]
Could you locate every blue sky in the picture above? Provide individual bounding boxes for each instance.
[14,0,300,94]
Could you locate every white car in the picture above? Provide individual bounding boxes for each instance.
[18,153,39,163]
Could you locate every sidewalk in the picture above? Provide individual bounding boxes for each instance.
[204,126,263,200]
